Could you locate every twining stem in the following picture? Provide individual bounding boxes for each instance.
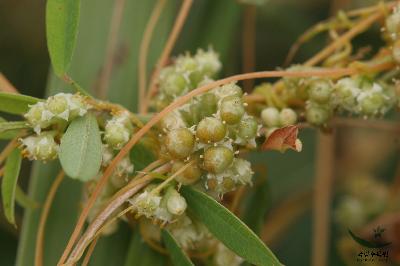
[143,0,194,113]
[242,5,257,92]
[65,163,171,265]
[59,61,391,265]
[0,138,18,165]
[93,205,134,240]
[138,0,168,113]
[151,160,194,195]
[35,171,65,266]
[304,10,385,66]
[81,236,99,266]
[0,73,18,93]
[96,0,126,99]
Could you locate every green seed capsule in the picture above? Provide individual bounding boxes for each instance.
[220,96,245,124]
[214,83,243,100]
[161,72,188,97]
[203,146,234,174]
[198,93,218,118]
[305,104,331,126]
[279,108,297,126]
[359,93,385,116]
[260,107,280,127]
[196,117,226,143]
[171,161,202,185]
[165,128,195,159]
[238,116,258,139]
[308,79,333,104]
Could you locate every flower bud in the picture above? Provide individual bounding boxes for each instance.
[159,110,187,131]
[305,102,331,126]
[203,146,234,174]
[196,117,226,143]
[261,107,280,127]
[231,158,253,184]
[308,79,333,104]
[279,108,297,126]
[104,112,133,149]
[334,78,360,112]
[46,94,69,120]
[357,84,386,116]
[237,116,258,140]
[220,96,245,124]
[20,133,59,161]
[24,102,51,134]
[213,83,243,100]
[130,191,161,219]
[172,160,202,185]
[160,72,188,97]
[165,188,187,216]
[194,48,221,77]
[214,243,243,266]
[165,128,195,159]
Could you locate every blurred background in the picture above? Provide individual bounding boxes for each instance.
[1,0,399,265]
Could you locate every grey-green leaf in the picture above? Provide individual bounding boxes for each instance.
[1,148,22,226]
[181,186,282,266]
[59,113,102,181]
[46,0,80,76]
[0,92,41,115]
[162,229,194,266]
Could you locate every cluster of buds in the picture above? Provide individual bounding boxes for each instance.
[129,186,187,224]
[159,82,258,195]
[152,48,221,111]
[20,93,90,161]
[335,175,389,229]
[103,111,134,150]
[261,107,298,134]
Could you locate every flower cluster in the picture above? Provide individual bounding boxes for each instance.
[130,186,187,223]
[20,93,90,161]
[152,48,221,111]
[159,82,258,195]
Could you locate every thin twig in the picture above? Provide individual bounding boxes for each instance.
[35,171,65,266]
[312,132,335,266]
[242,5,257,92]
[96,0,126,99]
[0,73,18,93]
[304,11,384,66]
[138,0,168,113]
[143,0,194,113]
[81,236,99,266]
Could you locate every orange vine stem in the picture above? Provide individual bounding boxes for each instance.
[138,0,168,113]
[81,236,99,266]
[35,171,65,266]
[142,0,194,113]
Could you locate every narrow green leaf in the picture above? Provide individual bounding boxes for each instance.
[59,113,102,181]
[0,92,41,115]
[162,229,194,266]
[130,140,156,171]
[181,186,282,266]
[0,121,29,133]
[1,148,22,226]
[15,185,39,210]
[46,0,80,76]
[124,231,166,266]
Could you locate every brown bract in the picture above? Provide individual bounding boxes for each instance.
[262,125,301,152]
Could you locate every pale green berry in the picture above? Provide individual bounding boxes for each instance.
[279,108,297,126]
[165,188,187,216]
[308,79,333,104]
[305,103,331,126]
[220,96,245,124]
[335,78,360,111]
[165,128,195,159]
[238,116,258,140]
[20,133,59,161]
[171,161,202,185]
[160,72,188,97]
[203,146,234,174]
[358,87,385,116]
[196,117,226,143]
[261,107,280,127]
